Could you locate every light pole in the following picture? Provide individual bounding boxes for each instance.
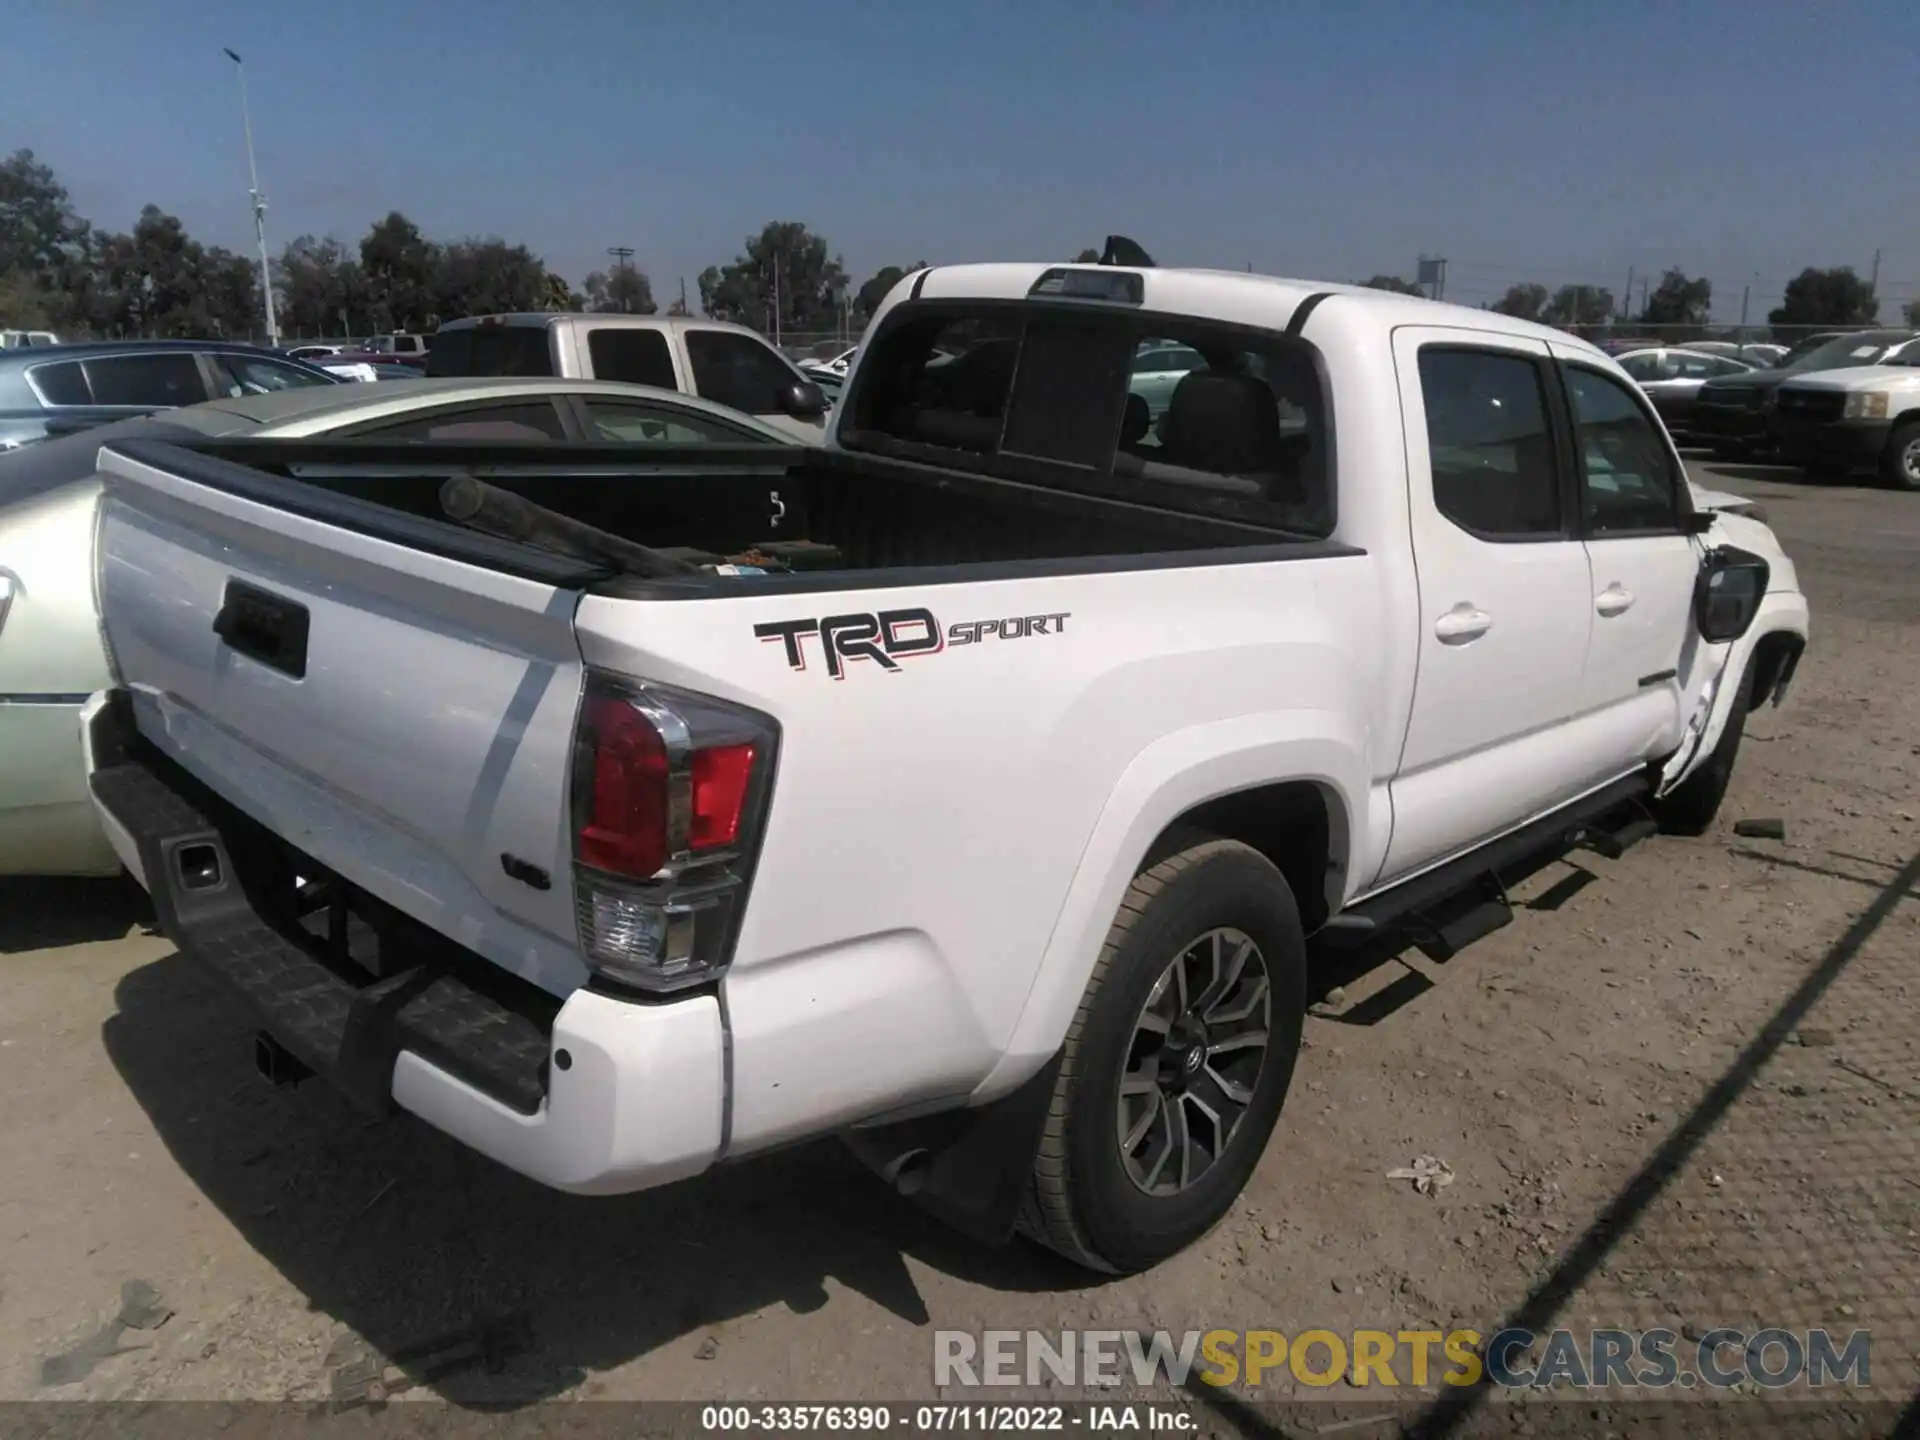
[223,47,279,346]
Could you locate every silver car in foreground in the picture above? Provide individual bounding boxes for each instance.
[0,378,794,876]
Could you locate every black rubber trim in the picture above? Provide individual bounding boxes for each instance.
[908,267,933,301]
[99,435,805,587]
[87,695,556,1117]
[1286,291,1335,335]
[1639,668,1679,687]
[595,537,1367,600]
[0,693,93,705]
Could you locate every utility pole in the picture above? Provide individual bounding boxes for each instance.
[1623,266,1635,324]
[1638,278,1649,316]
[679,276,688,315]
[1870,248,1881,295]
[222,49,278,347]
[1739,284,1750,334]
[772,254,782,348]
[607,246,635,312]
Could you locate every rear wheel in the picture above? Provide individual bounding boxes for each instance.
[1654,662,1755,836]
[1881,420,1920,491]
[1017,839,1306,1274]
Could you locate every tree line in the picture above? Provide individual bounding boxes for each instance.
[7,148,1915,343]
[0,149,925,341]
[1361,266,1919,336]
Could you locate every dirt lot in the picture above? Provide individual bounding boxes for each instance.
[1,458,1915,1430]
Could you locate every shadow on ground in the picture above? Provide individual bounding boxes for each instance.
[0,874,153,953]
[101,953,1104,1406]
[1187,849,1920,1440]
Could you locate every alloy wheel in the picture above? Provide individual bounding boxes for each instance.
[1117,927,1272,1196]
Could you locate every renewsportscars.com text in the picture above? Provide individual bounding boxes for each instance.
[934,1327,1871,1391]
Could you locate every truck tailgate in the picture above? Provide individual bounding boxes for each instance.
[93,441,591,995]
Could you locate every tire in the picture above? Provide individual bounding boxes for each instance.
[1654,661,1755,836]
[1017,838,1307,1274]
[1880,420,1920,491]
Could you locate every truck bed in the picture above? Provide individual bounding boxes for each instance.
[95,435,1352,595]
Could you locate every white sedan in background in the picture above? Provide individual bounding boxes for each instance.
[0,378,796,877]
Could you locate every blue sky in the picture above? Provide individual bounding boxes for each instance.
[6,0,1917,321]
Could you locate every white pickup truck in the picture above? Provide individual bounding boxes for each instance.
[427,313,831,444]
[82,254,1808,1274]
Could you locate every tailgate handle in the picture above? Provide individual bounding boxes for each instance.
[212,580,310,680]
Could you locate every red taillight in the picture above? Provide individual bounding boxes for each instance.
[690,744,756,850]
[571,676,776,993]
[577,695,669,877]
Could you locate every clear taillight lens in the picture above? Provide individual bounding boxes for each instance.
[569,675,777,994]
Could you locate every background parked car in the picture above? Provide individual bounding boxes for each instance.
[1614,347,1756,437]
[0,341,339,450]
[1129,340,1206,423]
[1690,331,1920,458]
[1768,347,1920,488]
[361,331,432,365]
[0,375,797,878]
[1679,339,1786,368]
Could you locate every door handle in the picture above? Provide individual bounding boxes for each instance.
[1595,584,1635,617]
[1434,604,1492,644]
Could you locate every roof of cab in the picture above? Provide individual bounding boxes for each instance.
[436,312,765,336]
[902,263,1608,360]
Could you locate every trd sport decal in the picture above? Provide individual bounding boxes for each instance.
[753,608,1071,680]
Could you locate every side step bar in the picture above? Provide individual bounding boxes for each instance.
[1315,775,1657,957]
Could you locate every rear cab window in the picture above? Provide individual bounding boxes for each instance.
[425,324,557,378]
[837,299,1334,536]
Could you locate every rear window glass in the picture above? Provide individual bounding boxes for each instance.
[425,325,555,378]
[842,304,1332,535]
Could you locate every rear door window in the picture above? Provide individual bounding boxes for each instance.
[27,361,91,405]
[211,354,335,396]
[684,330,799,414]
[1417,348,1563,539]
[579,398,767,443]
[586,328,678,389]
[349,399,570,441]
[83,354,210,407]
[424,325,556,377]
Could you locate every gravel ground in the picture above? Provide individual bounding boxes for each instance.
[1,457,1915,1434]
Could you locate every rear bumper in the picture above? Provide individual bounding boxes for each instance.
[1768,416,1891,471]
[83,690,725,1195]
